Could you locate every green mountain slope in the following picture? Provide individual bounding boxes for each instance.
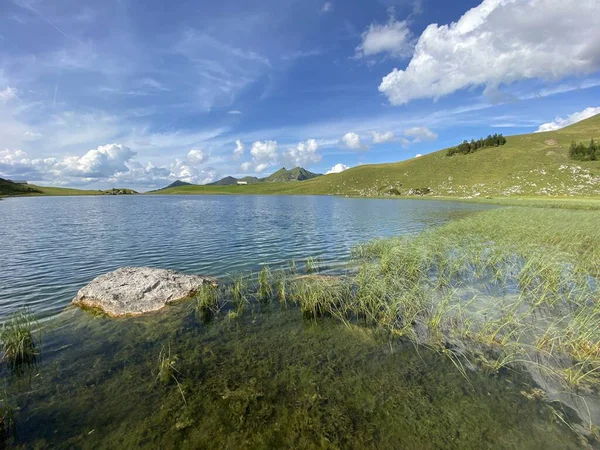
[0,178,137,197]
[159,114,600,198]
[264,167,321,182]
[166,180,193,189]
[0,178,42,196]
[208,176,261,186]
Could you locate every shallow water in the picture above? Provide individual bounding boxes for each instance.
[0,196,592,448]
[4,303,585,449]
[0,195,493,321]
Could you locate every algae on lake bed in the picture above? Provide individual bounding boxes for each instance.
[2,304,586,449]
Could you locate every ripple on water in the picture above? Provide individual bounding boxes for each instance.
[0,195,494,321]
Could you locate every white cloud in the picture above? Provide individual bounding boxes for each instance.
[248,140,279,173]
[415,153,422,158]
[356,16,412,58]
[228,110,242,115]
[255,163,270,173]
[326,163,349,174]
[250,140,278,162]
[403,127,437,142]
[340,132,366,150]
[0,144,218,187]
[70,143,137,177]
[283,139,321,167]
[371,131,394,144]
[233,139,245,160]
[187,148,208,165]
[0,87,18,103]
[321,2,333,13]
[240,162,252,172]
[379,0,600,105]
[536,106,600,133]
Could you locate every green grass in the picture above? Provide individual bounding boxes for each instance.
[0,180,137,197]
[195,284,219,323]
[0,309,40,371]
[159,114,600,199]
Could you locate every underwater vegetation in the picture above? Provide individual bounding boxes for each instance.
[0,309,39,371]
[2,206,600,448]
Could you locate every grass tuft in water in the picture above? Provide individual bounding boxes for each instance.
[157,344,186,404]
[0,392,16,448]
[229,274,249,314]
[305,256,319,274]
[257,266,273,304]
[0,309,39,371]
[195,284,219,324]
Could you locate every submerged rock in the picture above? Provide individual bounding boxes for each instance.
[72,267,216,317]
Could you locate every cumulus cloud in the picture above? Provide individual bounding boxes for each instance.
[326,163,349,174]
[0,144,218,187]
[233,139,245,160]
[379,0,600,105]
[283,139,321,167]
[371,131,394,144]
[321,2,333,13]
[187,148,208,165]
[356,15,412,58]
[536,106,600,133]
[250,140,278,163]
[247,140,279,173]
[255,163,270,173]
[415,153,422,158]
[240,162,252,172]
[340,132,366,150]
[403,127,438,142]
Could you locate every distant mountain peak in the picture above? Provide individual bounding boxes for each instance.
[164,180,193,189]
[264,167,322,182]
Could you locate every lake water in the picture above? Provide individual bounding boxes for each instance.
[0,195,587,449]
[0,195,493,321]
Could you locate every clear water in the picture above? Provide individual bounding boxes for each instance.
[0,195,588,448]
[0,195,493,321]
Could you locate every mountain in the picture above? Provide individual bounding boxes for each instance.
[156,113,600,198]
[263,167,322,182]
[164,180,193,189]
[208,176,240,186]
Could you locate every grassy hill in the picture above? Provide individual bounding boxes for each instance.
[0,178,42,196]
[0,178,137,197]
[158,114,600,198]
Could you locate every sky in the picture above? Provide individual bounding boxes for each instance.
[0,0,599,191]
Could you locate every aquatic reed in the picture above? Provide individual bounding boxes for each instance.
[0,309,39,371]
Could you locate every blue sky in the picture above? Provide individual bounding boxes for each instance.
[0,0,599,190]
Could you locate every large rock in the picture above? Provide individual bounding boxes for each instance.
[72,267,216,317]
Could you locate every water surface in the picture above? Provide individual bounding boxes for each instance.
[0,195,492,320]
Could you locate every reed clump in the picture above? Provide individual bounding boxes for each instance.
[0,309,40,371]
[195,284,220,323]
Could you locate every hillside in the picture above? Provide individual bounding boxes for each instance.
[0,178,42,196]
[159,114,600,198]
[0,179,137,197]
[264,167,321,182]
[205,167,318,187]
[208,176,261,186]
[165,180,193,189]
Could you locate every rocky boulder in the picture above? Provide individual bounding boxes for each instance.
[72,267,216,317]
